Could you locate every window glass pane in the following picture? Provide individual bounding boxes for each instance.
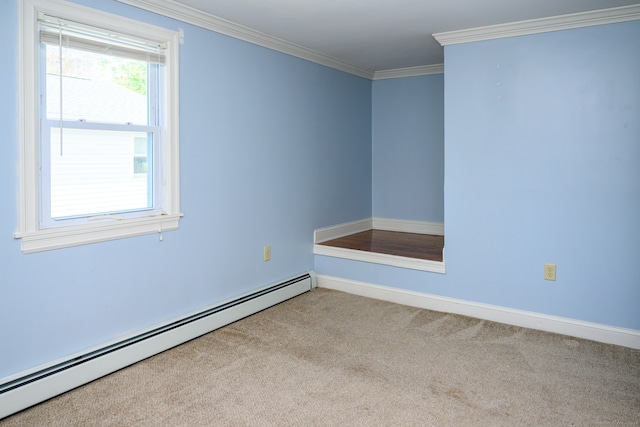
[133,136,148,174]
[46,45,149,125]
[133,156,147,174]
[133,137,147,155]
[50,128,152,218]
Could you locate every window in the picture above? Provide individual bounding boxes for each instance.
[16,0,181,253]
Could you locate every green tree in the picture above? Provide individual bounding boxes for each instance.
[101,59,148,96]
[47,46,148,96]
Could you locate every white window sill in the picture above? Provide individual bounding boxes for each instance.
[313,244,446,274]
[14,213,183,254]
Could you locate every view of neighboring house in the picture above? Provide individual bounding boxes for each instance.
[46,74,150,218]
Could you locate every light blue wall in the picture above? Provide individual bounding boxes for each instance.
[0,0,372,379]
[317,20,640,330]
[372,75,444,222]
[3,0,638,383]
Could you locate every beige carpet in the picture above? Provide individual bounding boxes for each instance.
[2,288,639,426]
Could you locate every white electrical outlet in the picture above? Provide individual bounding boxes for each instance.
[264,246,271,262]
[544,264,556,281]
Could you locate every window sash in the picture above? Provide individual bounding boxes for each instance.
[42,53,160,126]
[38,17,162,227]
[39,120,162,227]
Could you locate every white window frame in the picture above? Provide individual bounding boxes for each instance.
[15,0,182,253]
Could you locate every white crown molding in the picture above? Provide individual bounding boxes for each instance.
[433,4,640,46]
[373,64,444,80]
[316,275,640,349]
[114,0,374,79]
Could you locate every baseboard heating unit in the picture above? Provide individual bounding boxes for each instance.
[0,272,315,420]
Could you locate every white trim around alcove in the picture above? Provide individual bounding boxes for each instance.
[314,218,373,243]
[373,218,444,235]
[313,218,446,273]
[314,218,444,243]
[316,274,640,350]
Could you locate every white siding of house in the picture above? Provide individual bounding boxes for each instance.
[50,128,149,218]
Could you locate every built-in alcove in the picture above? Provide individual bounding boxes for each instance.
[371,72,445,271]
[313,219,445,273]
[318,229,443,262]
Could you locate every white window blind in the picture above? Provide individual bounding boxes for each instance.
[39,14,166,65]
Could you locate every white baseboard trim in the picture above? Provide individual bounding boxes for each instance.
[314,218,444,243]
[316,274,640,350]
[373,218,444,235]
[314,218,372,243]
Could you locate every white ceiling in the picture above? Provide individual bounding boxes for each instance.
[171,0,639,72]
